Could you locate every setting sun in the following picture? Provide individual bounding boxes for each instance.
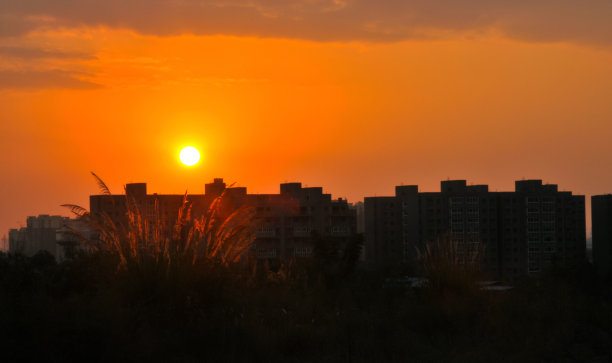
[179,146,200,166]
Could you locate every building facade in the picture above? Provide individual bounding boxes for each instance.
[89,178,357,260]
[365,180,586,279]
[592,194,612,279]
[9,215,70,259]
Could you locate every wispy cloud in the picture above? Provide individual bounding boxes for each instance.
[0,69,102,90]
[0,46,95,59]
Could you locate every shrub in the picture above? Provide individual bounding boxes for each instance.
[416,234,485,298]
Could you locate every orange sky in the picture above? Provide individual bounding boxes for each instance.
[2,1,612,244]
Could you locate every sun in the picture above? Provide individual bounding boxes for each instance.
[179,146,200,166]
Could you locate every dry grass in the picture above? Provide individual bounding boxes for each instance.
[63,172,257,275]
[416,234,485,294]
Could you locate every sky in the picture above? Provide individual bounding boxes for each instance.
[1,0,612,244]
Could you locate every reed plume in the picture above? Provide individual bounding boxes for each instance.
[416,234,485,294]
[62,173,257,276]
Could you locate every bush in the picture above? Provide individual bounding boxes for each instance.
[416,234,485,300]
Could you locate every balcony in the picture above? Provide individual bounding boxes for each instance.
[293,226,312,237]
[330,225,350,236]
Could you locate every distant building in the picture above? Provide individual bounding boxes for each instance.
[55,218,93,261]
[351,201,366,262]
[90,178,357,260]
[9,215,71,259]
[352,201,365,234]
[592,194,612,278]
[365,180,586,279]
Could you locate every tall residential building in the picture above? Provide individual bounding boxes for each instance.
[365,180,586,279]
[351,201,366,262]
[592,194,612,278]
[90,178,357,260]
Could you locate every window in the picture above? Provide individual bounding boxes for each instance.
[294,247,313,257]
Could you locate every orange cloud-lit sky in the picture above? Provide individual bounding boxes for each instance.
[2,1,612,243]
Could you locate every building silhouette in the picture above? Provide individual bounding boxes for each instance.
[89,178,357,260]
[592,194,612,279]
[8,215,75,260]
[365,180,586,279]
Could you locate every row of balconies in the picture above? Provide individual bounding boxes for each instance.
[255,225,353,238]
[253,246,314,259]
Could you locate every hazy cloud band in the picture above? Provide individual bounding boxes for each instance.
[0,0,611,45]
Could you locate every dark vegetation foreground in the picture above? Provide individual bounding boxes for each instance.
[1,251,611,363]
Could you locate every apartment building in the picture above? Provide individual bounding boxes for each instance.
[89,178,357,260]
[592,194,612,278]
[365,180,586,279]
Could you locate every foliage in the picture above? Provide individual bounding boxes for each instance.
[311,231,364,287]
[62,172,257,279]
[416,234,485,298]
[1,250,612,362]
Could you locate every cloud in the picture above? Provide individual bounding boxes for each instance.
[0,0,611,45]
[0,14,37,38]
[0,46,95,59]
[0,69,102,90]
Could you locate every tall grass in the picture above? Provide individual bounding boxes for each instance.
[63,172,256,278]
[416,234,485,296]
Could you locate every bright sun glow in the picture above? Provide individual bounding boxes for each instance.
[179,146,200,166]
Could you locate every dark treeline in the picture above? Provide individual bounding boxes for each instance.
[1,247,612,363]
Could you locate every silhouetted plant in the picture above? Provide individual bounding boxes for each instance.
[62,172,257,278]
[416,234,484,296]
[309,231,364,287]
[3,242,612,362]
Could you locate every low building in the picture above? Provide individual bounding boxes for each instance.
[9,215,70,259]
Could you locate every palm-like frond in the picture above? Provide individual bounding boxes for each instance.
[91,171,112,195]
[61,204,89,218]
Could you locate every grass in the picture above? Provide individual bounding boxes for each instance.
[416,234,485,299]
[62,172,257,278]
[1,248,611,362]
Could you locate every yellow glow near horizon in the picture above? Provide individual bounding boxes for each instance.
[2,29,612,238]
[179,146,200,166]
